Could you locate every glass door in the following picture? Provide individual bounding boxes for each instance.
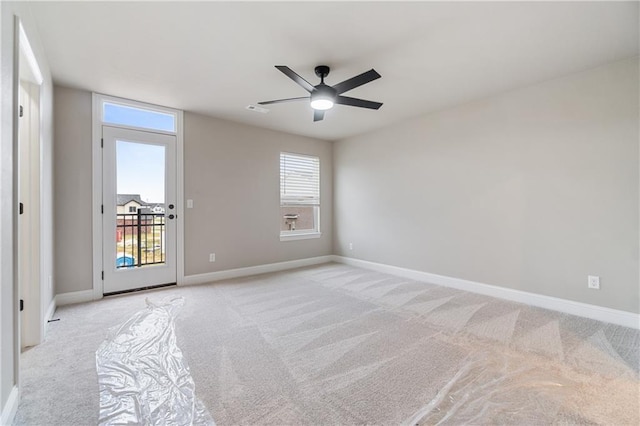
[102,126,177,294]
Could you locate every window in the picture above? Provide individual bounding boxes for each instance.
[280,152,320,241]
[128,206,137,213]
[103,102,176,132]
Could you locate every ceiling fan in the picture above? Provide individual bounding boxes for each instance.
[258,65,383,122]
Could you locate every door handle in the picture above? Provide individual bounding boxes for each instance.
[168,204,174,209]
[168,214,175,219]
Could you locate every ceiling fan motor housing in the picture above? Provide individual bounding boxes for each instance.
[312,84,337,100]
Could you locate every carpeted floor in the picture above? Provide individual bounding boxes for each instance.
[14,262,640,425]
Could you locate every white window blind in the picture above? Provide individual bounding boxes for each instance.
[280,153,320,206]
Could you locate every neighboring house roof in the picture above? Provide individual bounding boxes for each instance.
[117,194,149,207]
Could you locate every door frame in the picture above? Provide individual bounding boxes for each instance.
[11,16,46,402]
[91,93,184,300]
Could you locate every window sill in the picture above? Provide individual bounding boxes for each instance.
[280,232,322,242]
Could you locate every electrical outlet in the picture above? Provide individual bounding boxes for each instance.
[209,253,216,262]
[348,242,353,250]
[588,275,600,290]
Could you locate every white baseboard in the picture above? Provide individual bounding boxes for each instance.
[0,386,19,426]
[58,256,333,302]
[55,289,95,306]
[183,255,333,286]
[332,256,640,330]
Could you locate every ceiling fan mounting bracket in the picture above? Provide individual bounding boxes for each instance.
[314,65,330,80]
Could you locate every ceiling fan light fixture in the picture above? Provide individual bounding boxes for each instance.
[310,97,334,110]
[310,84,336,110]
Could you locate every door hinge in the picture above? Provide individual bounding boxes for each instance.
[101,204,104,214]
[101,271,104,280]
[19,202,24,215]
[101,138,103,148]
[19,105,23,118]
[19,299,24,311]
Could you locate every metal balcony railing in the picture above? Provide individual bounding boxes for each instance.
[116,211,165,268]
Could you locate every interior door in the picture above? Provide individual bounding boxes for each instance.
[102,126,177,294]
[18,81,41,347]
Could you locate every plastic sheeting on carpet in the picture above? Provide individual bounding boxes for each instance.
[95,297,214,425]
[403,348,575,425]
[402,330,640,426]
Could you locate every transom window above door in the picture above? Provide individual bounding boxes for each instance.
[99,97,178,134]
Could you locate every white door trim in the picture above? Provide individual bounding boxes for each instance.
[91,94,102,300]
[18,20,46,348]
[92,93,184,299]
[8,16,47,422]
[175,110,184,286]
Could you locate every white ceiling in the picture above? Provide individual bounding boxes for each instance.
[29,1,638,141]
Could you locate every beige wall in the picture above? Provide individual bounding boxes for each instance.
[184,112,332,275]
[333,58,639,314]
[53,86,93,294]
[52,89,333,288]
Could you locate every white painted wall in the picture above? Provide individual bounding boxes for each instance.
[0,2,54,421]
[333,58,639,314]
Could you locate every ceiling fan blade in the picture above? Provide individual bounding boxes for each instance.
[332,69,381,95]
[335,95,383,110]
[258,97,309,105]
[313,110,325,122]
[275,65,316,93]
